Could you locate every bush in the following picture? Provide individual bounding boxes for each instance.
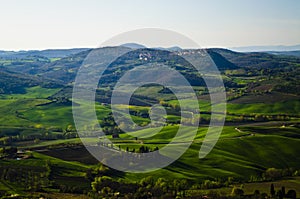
[263,168,282,180]
[286,190,296,199]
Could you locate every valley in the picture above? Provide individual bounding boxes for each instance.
[0,47,299,198]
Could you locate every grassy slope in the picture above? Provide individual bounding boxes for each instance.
[226,99,300,115]
[20,124,300,184]
[0,86,299,192]
[168,98,300,115]
[0,86,60,99]
[123,134,300,182]
[0,152,92,194]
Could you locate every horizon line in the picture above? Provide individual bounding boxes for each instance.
[1,43,300,52]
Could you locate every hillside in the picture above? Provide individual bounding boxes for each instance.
[0,48,90,59]
[0,67,61,94]
[230,44,300,52]
[0,46,299,198]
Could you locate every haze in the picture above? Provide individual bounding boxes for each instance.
[0,0,299,50]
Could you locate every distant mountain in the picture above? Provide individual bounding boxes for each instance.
[166,46,182,51]
[120,43,182,52]
[266,51,300,57]
[7,47,238,85]
[154,46,182,51]
[120,43,146,49]
[210,48,300,69]
[230,44,300,52]
[1,46,299,98]
[2,46,300,89]
[0,48,90,59]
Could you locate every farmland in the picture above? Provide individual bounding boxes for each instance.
[0,47,300,198]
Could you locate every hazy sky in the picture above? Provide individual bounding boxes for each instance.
[0,0,299,50]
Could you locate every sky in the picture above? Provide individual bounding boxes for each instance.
[0,0,299,50]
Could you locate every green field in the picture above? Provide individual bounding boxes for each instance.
[1,46,300,198]
[0,86,60,99]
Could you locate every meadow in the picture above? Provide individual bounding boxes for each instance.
[0,47,300,198]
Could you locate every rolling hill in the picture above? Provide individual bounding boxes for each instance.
[0,46,300,198]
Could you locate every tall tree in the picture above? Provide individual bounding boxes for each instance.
[270,183,275,196]
[281,186,286,196]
